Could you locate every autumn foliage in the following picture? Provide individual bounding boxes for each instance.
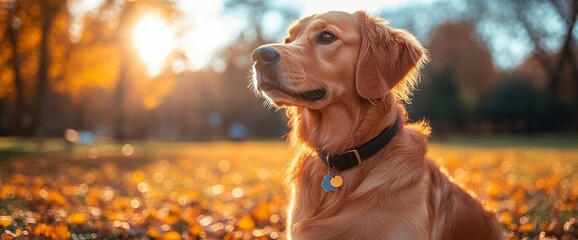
[0,141,576,239]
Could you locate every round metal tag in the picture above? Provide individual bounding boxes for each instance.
[330,175,343,188]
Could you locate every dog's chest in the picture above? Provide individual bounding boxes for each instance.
[292,194,431,240]
[290,167,431,240]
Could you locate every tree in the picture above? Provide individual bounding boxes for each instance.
[0,0,185,138]
[1,0,26,135]
[223,0,299,43]
[206,0,299,138]
[410,68,465,134]
[381,0,578,131]
[29,0,69,137]
[0,0,70,136]
[407,21,497,134]
[81,0,181,139]
[466,0,578,104]
[428,21,497,108]
[477,75,565,133]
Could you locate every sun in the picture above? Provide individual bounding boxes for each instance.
[132,15,175,76]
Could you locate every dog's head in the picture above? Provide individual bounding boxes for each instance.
[251,11,427,109]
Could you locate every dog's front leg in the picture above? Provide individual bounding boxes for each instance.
[286,155,328,239]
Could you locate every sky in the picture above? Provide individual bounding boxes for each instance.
[175,0,243,71]
[292,0,434,15]
[175,0,437,71]
[75,0,555,73]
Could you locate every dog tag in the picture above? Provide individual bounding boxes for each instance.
[322,175,337,192]
[330,175,343,188]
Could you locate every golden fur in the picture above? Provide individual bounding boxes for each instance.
[251,11,503,240]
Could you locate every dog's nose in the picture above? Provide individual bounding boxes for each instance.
[252,47,280,71]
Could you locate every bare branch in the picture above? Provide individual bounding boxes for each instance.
[512,1,554,72]
[547,0,570,24]
[551,0,578,93]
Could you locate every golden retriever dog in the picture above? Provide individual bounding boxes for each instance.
[251,11,503,240]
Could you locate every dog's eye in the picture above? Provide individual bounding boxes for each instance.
[317,31,336,44]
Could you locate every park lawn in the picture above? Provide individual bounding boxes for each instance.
[0,137,577,239]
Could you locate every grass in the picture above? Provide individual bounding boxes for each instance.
[434,134,578,149]
[0,136,577,239]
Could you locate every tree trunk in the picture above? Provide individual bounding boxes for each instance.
[6,10,25,136]
[29,11,54,137]
[76,93,88,130]
[113,53,129,140]
[549,0,578,96]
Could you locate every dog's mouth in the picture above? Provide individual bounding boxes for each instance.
[259,81,326,102]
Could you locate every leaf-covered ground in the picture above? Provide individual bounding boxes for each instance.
[0,139,577,239]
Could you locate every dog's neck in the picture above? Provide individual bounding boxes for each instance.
[287,94,403,156]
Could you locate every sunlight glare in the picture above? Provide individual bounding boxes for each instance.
[132,15,175,76]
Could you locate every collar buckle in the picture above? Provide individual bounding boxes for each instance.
[324,149,362,170]
[343,149,362,168]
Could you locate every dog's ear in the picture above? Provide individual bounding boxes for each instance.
[354,11,427,100]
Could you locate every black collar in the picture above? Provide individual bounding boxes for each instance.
[319,119,401,171]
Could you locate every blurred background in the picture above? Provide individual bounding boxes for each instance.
[0,0,576,140]
[1,1,577,239]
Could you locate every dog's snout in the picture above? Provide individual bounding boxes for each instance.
[252,47,280,63]
[252,47,280,71]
